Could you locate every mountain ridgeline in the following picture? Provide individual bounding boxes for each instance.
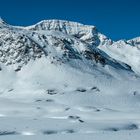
[0,18,140,74]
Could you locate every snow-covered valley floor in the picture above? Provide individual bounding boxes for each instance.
[0,58,140,140]
[0,91,140,140]
[1,75,140,140]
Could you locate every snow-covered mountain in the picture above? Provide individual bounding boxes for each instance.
[0,18,134,72]
[99,38,140,74]
[0,18,140,139]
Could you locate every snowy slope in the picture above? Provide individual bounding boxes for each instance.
[98,38,140,74]
[0,18,140,139]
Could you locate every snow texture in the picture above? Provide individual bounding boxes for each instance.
[0,18,140,139]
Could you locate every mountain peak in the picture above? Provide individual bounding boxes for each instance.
[32,19,96,30]
[0,19,139,74]
[26,19,100,46]
[30,19,98,35]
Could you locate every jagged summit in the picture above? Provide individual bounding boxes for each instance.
[26,19,100,46]
[0,19,139,74]
[27,19,97,32]
[0,19,106,71]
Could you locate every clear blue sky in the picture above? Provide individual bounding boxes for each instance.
[0,0,140,40]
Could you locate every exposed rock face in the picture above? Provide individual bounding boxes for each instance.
[27,20,100,46]
[0,19,107,70]
[0,18,138,72]
[127,37,140,48]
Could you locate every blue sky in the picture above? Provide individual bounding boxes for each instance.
[0,0,140,40]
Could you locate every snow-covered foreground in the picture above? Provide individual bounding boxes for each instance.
[0,58,140,139]
[0,18,140,139]
[1,85,140,140]
[1,86,140,140]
